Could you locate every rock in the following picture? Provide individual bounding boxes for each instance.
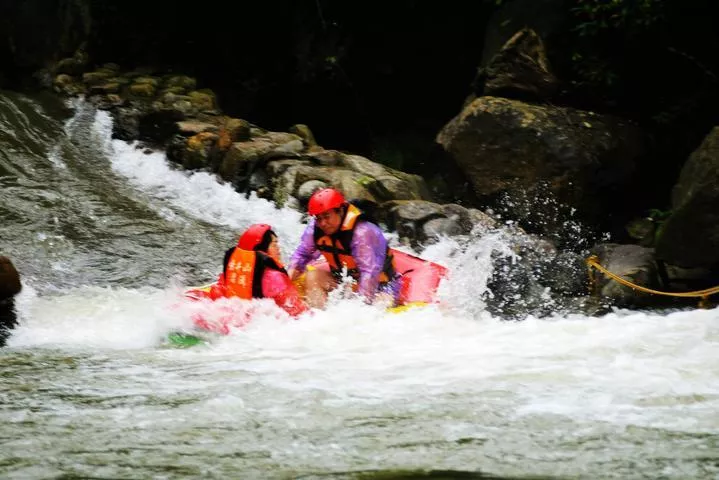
[54,51,89,75]
[1,256,21,345]
[305,148,344,166]
[113,107,143,140]
[542,252,588,296]
[219,139,276,184]
[133,76,160,87]
[101,63,121,74]
[176,120,218,136]
[89,82,121,95]
[0,256,21,300]
[340,154,390,178]
[437,96,644,240]
[382,200,446,233]
[266,159,310,178]
[626,217,656,247]
[590,243,659,307]
[129,82,156,97]
[297,180,328,203]
[137,108,184,145]
[289,124,317,147]
[655,127,719,268]
[272,164,333,206]
[82,71,112,85]
[53,74,74,88]
[475,28,558,101]
[335,154,431,202]
[188,90,216,111]
[422,217,463,241]
[223,118,251,142]
[184,132,219,170]
[164,75,197,91]
[466,208,499,234]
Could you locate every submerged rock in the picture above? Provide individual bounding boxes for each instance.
[0,256,21,346]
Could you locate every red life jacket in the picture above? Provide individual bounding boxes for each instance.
[313,204,395,283]
[224,247,286,299]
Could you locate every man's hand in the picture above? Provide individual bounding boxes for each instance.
[287,267,300,281]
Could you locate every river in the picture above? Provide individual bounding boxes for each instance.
[1,90,718,479]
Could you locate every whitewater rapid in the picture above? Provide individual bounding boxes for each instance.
[2,93,718,479]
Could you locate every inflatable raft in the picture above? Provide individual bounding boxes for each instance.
[168,248,448,345]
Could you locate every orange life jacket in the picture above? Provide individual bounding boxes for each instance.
[313,204,396,283]
[224,247,286,299]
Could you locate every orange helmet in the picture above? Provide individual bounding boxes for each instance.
[238,224,274,251]
[308,188,346,216]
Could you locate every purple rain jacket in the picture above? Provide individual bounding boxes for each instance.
[289,218,399,302]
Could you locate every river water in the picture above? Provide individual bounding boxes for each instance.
[1,91,718,479]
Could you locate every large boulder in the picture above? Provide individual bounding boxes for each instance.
[655,127,719,268]
[436,96,644,240]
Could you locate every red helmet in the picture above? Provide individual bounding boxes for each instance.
[308,188,346,216]
[238,224,273,251]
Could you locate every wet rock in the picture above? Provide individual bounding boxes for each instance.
[187,90,216,111]
[89,82,121,95]
[381,200,447,242]
[219,139,276,186]
[590,243,659,307]
[223,118,251,142]
[55,51,89,75]
[1,256,21,346]
[422,217,464,242]
[129,82,156,97]
[655,126,719,268]
[163,75,197,92]
[137,108,185,145]
[436,203,499,235]
[437,96,644,240]
[626,217,656,247]
[82,71,112,85]
[466,208,499,234]
[184,132,220,170]
[176,120,218,136]
[541,251,588,296]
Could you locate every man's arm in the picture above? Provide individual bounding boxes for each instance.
[287,221,321,280]
[351,221,388,302]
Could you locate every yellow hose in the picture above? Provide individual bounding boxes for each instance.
[586,255,719,307]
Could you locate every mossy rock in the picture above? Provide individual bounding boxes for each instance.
[223,118,251,142]
[53,74,74,87]
[161,86,188,96]
[129,83,157,97]
[90,82,121,94]
[188,90,216,111]
[108,76,131,86]
[133,76,160,87]
[164,75,197,91]
[101,63,121,74]
[82,71,112,85]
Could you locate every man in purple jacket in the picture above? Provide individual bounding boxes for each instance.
[287,188,399,308]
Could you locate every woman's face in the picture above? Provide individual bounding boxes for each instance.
[266,235,281,262]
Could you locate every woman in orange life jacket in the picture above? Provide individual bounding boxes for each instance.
[286,188,400,309]
[218,224,308,317]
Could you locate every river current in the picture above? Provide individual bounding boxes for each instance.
[1,91,718,479]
